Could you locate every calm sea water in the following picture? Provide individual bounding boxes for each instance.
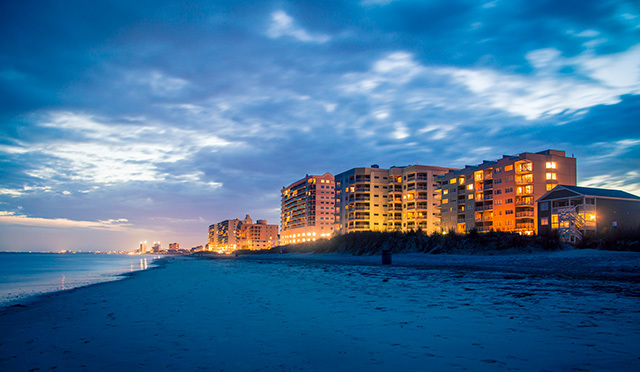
[0,253,157,307]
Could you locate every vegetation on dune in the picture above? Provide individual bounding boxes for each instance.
[281,229,565,256]
[577,226,640,252]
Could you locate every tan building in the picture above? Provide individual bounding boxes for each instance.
[439,149,577,235]
[334,164,455,235]
[281,173,335,244]
[208,217,246,253]
[237,217,279,250]
[209,215,279,253]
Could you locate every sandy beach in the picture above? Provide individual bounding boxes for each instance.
[1,250,639,371]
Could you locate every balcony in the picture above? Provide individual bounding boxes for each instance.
[516,175,534,185]
[516,223,534,229]
[515,199,534,206]
[515,163,533,174]
[515,211,535,218]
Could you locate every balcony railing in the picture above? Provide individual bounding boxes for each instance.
[515,211,535,217]
[515,199,534,206]
[516,223,534,229]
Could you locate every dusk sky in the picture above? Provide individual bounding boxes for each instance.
[1,0,639,251]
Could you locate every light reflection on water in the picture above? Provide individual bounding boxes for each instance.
[0,253,159,307]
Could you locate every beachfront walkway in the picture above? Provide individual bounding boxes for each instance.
[1,253,639,371]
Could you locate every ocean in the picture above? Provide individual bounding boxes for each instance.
[0,252,157,307]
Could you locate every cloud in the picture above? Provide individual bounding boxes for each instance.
[13,111,239,185]
[580,172,640,197]
[441,44,640,120]
[267,10,330,43]
[0,211,131,231]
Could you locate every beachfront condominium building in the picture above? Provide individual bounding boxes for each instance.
[281,173,335,244]
[237,217,279,250]
[537,185,640,244]
[139,241,148,254]
[334,164,456,235]
[209,215,279,253]
[439,149,577,235]
[208,216,246,253]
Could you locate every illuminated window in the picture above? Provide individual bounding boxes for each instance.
[546,184,556,191]
[443,198,448,204]
[450,178,457,184]
[459,177,465,185]
[545,161,557,169]
[468,194,473,199]
[541,217,549,226]
[474,171,483,181]
[443,189,449,195]
[546,173,557,180]
[551,214,558,229]
[467,184,474,190]
[505,165,513,171]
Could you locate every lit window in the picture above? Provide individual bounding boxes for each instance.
[505,165,513,171]
[468,194,473,199]
[443,190,449,195]
[443,199,448,204]
[545,161,557,169]
[546,184,556,191]
[541,217,549,226]
[551,214,559,229]
[467,184,474,190]
[546,173,557,180]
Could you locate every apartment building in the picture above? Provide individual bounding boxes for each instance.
[439,150,577,235]
[208,217,245,253]
[281,173,335,244]
[209,215,279,253]
[334,164,455,235]
[237,216,279,250]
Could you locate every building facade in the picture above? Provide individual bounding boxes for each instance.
[281,173,335,244]
[439,150,577,235]
[209,215,279,253]
[237,217,279,250]
[139,241,148,254]
[537,185,640,243]
[334,164,455,235]
[208,217,246,253]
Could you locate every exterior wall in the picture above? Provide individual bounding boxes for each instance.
[594,198,640,232]
[440,150,577,235]
[398,165,454,234]
[238,219,279,250]
[335,166,389,234]
[281,173,334,244]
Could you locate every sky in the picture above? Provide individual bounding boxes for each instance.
[1,0,639,252]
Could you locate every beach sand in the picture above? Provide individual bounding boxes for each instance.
[1,250,639,371]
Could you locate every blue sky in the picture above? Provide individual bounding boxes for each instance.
[1,0,639,251]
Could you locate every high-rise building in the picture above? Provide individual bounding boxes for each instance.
[168,243,179,251]
[334,164,455,235]
[209,215,279,253]
[237,217,279,250]
[439,149,577,235]
[152,242,161,252]
[139,241,148,254]
[281,173,335,244]
[208,217,246,253]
